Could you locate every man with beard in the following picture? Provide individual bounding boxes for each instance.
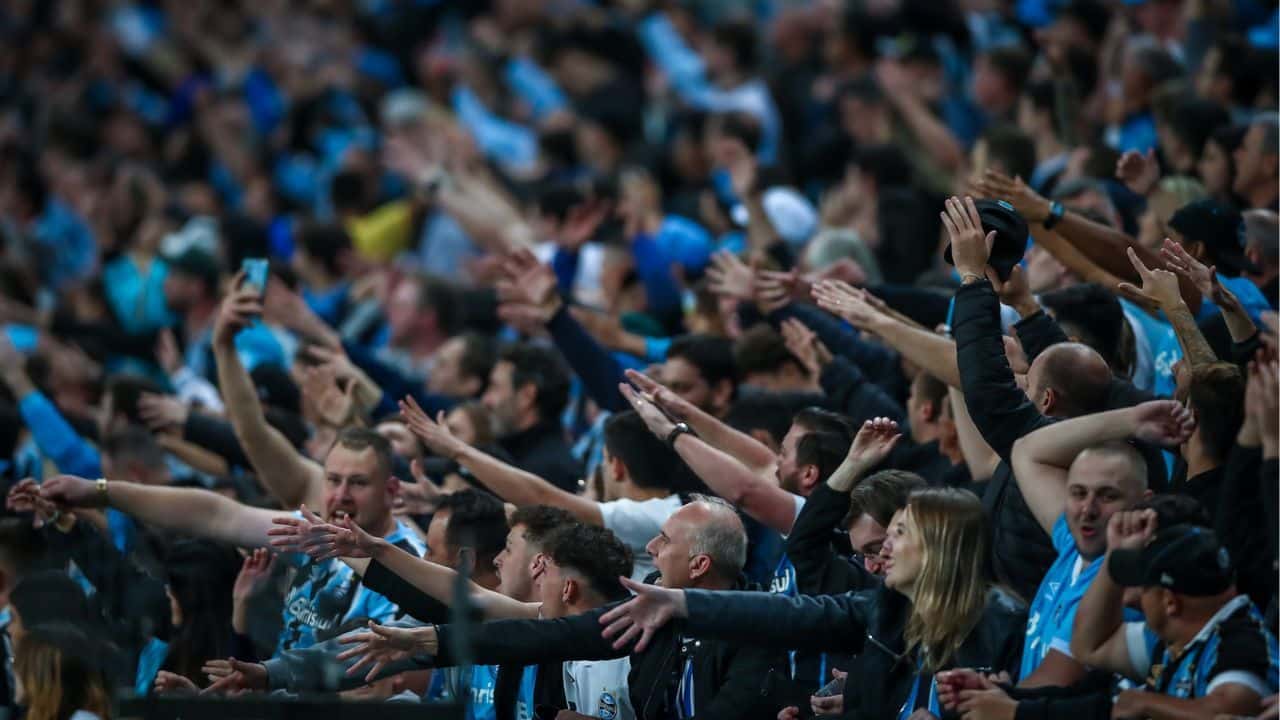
[480,342,581,491]
[34,425,425,656]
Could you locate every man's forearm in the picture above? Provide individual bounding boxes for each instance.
[1014,406,1136,472]
[1164,301,1218,369]
[672,433,796,534]
[870,316,961,388]
[1069,561,1126,672]
[683,404,777,474]
[370,543,534,619]
[1053,212,1202,314]
[214,344,318,507]
[454,445,601,524]
[106,481,266,547]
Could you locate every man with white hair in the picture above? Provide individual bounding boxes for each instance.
[336,496,786,720]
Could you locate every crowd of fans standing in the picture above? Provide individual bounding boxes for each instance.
[0,0,1278,719]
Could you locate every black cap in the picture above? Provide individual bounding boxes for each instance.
[165,247,222,293]
[1109,524,1234,596]
[251,364,301,416]
[943,199,1030,281]
[1167,199,1258,276]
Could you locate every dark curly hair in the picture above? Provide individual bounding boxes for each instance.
[543,524,634,602]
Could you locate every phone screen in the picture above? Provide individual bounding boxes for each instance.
[240,258,269,299]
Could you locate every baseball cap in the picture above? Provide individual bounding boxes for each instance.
[943,199,1030,281]
[1167,199,1258,276]
[251,363,301,416]
[1109,524,1234,596]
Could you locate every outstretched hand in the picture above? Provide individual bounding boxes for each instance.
[200,658,268,695]
[811,280,887,332]
[336,622,438,682]
[598,576,687,652]
[618,380,677,439]
[1115,148,1161,196]
[400,396,466,460]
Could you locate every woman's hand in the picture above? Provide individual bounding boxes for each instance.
[846,417,903,477]
[153,670,199,695]
[232,548,276,633]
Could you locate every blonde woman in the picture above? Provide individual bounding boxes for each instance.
[14,623,111,720]
[599,487,1026,720]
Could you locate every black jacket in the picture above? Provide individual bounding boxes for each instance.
[680,584,1026,720]
[954,283,1062,601]
[431,602,788,720]
[786,483,880,597]
[1007,668,1114,720]
[954,284,1161,601]
[499,421,583,492]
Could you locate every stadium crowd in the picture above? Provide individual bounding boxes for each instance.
[0,0,1278,719]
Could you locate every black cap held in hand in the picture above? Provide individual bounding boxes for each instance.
[943,199,1030,281]
[1108,524,1234,597]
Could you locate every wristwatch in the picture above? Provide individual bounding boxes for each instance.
[1042,200,1065,229]
[666,422,694,448]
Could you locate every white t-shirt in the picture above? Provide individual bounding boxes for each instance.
[563,656,635,720]
[598,494,684,581]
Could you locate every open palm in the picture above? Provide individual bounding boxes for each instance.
[598,577,685,652]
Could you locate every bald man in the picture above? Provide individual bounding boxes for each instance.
[356,497,787,720]
[947,196,1158,601]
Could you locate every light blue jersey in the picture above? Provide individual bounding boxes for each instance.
[1020,514,1104,679]
[275,517,426,654]
[428,664,500,720]
[1199,275,1273,326]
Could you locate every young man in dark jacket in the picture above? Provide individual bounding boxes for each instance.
[340,497,788,720]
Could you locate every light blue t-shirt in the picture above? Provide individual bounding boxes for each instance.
[1020,514,1105,680]
[275,518,426,654]
[1198,274,1273,326]
[428,664,500,720]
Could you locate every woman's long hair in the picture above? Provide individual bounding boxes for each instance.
[902,487,991,672]
[162,540,239,682]
[14,622,111,720]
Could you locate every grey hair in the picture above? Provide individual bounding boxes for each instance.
[1243,209,1279,261]
[685,494,748,580]
[1251,112,1280,155]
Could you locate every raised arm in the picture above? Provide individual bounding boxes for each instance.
[213,280,325,509]
[38,474,277,548]
[1117,248,1217,371]
[1011,401,1195,534]
[599,578,872,655]
[400,397,603,525]
[619,382,799,534]
[947,387,1002,481]
[625,369,777,474]
[976,171,1202,314]
[812,281,961,389]
[1070,510,1157,681]
[272,515,538,621]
